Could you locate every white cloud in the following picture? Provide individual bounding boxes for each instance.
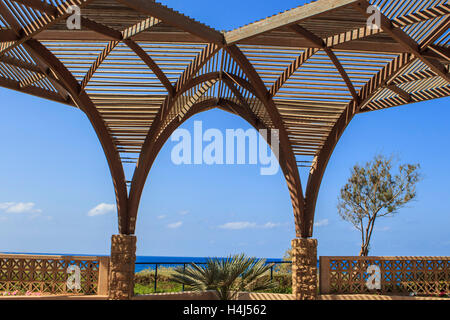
[0,202,42,214]
[179,210,189,215]
[261,222,280,229]
[167,221,183,229]
[219,221,281,230]
[0,202,14,210]
[157,215,167,220]
[314,219,329,227]
[87,203,115,217]
[219,222,257,230]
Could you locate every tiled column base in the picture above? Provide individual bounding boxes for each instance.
[108,234,136,300]
[291,238,318,300]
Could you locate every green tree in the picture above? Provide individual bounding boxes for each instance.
[273,248,292,274]
[337,154,421,256]
[170,254,273,300]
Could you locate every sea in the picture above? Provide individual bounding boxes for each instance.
[134,256,285,273]
[1,252,284,273]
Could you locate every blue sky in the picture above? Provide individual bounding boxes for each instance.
[0,0,449,259]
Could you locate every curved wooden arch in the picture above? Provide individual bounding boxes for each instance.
[125,96,298,234]
[225,45,306,237]
[23,39,130,234]
[125,69,281,234]
[126,45,220,232]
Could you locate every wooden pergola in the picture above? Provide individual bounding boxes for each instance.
[1,0,449,299]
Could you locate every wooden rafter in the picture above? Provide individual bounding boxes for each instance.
[224,0,359,44]
[0,0,95,55]
[355,0,450,83]
[116,0,224,44]
[0,73,70,104]
[73,15,174,95]
[81,40,119,89]
[124,39,174,95]
[419,15,450,50]
[270,48,318,96]
[289,24,359,102]
[427,45,450,62]
[0,1,70,99]
[384,84,411,102]
[11,0,57,16]
[0,53,42,73]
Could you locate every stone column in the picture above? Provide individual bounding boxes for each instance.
[291,238,318,300]
[108,234,136,300]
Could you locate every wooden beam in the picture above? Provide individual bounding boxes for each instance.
[0,74,71,105]
[0,54,42,73]
[124,39,175,95]
[0,1,23,34]
[19,72,47,88]
[270,48,318,96]
[385,84,411,102]
[121,17,161,39]
[170,71,256,106]
[116,0,224,45]
[324,47,360,103]
[363,85,450,112]
[76,17,174,95]
[11,0,57,16]
[427,45,450,62]
[355,0,450,84]
[34,29,208,43]
[32,30,448,64]
[0,0,96,55]
[289,24,360,102]
[0,29,19,42]
[81,17,122,40]
[224,0,360,44]
[0,1,70,100]
[391,69,439,85]
[81,40,119,89]
[419,15,450,50]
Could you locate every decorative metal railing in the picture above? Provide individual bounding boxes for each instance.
[319,256,450,295]
[0,254,109,295]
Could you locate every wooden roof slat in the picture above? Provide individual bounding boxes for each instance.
[224,0,360,44]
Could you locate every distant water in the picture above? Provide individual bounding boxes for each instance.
[135,256,284,273]
[0,252,283,273]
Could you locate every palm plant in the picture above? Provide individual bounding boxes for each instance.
[170,254,274,300]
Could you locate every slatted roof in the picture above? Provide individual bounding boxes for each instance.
[0,0,449,235]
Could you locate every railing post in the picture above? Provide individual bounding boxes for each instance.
[270,265,273,281]
[154,264,158,293]
[182,263,186,292]
[97,256,110,296]
[319,256,331,294]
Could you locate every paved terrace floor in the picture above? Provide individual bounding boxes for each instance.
[0,293,448,300]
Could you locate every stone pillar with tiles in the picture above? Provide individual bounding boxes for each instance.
[108,234,136,300]
[291,238,318,300]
